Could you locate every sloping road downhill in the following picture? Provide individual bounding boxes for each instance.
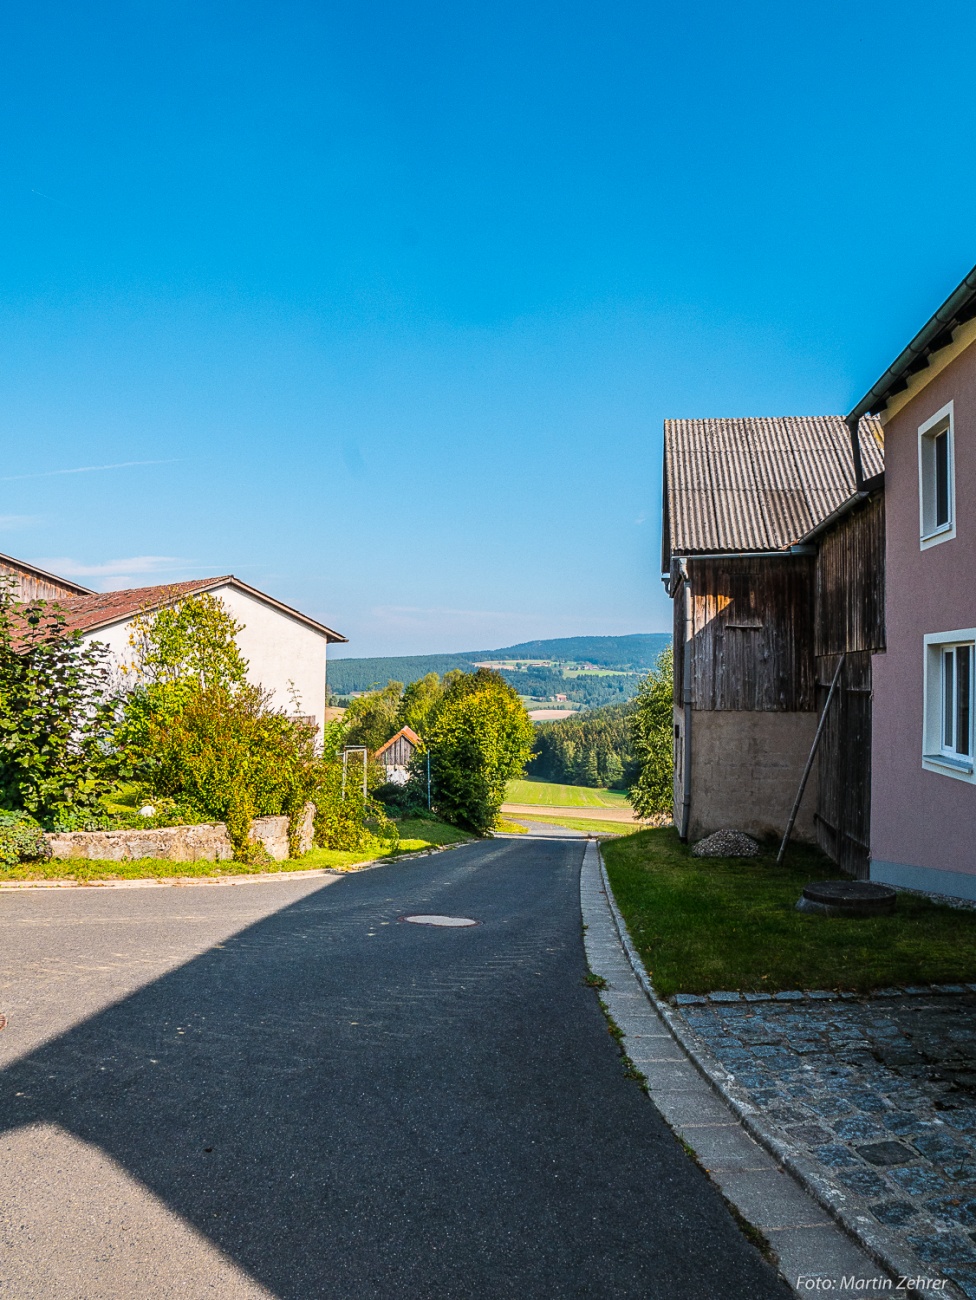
[0,837,789,1299]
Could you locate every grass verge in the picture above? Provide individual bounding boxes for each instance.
[602,827,976,996]
[1,817,475,883]
[494,816,529,834]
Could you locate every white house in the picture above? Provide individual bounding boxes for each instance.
[4,559,346,736]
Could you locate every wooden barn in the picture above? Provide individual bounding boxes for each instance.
[0,553,93,602]
[662,415,884,873]
[374,726,421,785]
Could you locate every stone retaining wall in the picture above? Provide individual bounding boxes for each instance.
[45,802,316,862]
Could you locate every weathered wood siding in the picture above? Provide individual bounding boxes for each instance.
[815,494,886,657]
[685,556,816,711]
[381,734,416,766]
[815,651,873,878]
[0,561,83,602]
[812,493,885,878]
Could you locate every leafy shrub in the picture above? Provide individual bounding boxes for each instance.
[421,669,533,835]
[629,647,674,818]
[0,810,51,868]
[119,682,320,860]
[311,729,399,854]
[0,580,118,825]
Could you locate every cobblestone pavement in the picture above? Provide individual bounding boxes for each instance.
[672,988,976,1297]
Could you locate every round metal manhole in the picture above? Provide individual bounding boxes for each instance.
[399,914,479,927]
[797,880,897,918]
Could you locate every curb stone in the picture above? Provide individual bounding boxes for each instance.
[595,849,959,1296]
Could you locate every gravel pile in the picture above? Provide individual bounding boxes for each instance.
[691,829,760,858]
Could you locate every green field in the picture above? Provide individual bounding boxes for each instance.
[505,778,631,809]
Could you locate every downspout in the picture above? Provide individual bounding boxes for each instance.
[846,414,865,493]
[679,558,693,841]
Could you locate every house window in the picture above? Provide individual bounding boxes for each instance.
[918,402,955,548]
[924,629,976,780]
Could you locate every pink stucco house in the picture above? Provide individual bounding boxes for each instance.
[847,263,976,901]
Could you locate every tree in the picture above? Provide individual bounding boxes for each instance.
[0,581,117,825]
[629,646,674,818]
[116,594,320,859]
[397,672,443,736]
[124,593,249,692]
[343,681,404,753]
[423,669,533,834]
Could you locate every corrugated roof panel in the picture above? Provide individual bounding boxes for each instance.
[664,415,883,555]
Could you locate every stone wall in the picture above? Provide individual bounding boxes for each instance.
[46,803,316,863]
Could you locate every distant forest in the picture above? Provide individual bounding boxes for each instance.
[527,702,639,789]
[328,633,671,701]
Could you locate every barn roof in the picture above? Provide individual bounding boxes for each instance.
[49,576,347,642]
[0,552,94,596]
[374,726,421,759]
[662,415,884,564]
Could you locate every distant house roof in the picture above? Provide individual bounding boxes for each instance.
[0,552,94,597]
[373,726,421,760]
[51,576,347,643]
[662,415,884,565]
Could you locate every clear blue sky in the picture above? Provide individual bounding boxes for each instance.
[2,1,974,656]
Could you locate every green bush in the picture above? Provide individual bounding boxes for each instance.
[0,810,51,868]
[629,647,674,818]
[421,669,534,835]
[119,682,320,860]
[0,580,118,825]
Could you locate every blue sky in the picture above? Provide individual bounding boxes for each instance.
[2,1,975,656]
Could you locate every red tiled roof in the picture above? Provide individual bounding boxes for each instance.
[373,725,421,759]
[42,576,347,642]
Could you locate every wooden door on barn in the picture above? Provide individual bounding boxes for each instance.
[814,651,872,878]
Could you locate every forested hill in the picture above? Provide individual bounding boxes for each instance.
[327,633,671,696]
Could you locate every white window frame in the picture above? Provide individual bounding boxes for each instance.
[918,400,956,549]
[923,628,976,781]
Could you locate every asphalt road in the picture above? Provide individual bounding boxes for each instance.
[0,838,789,1299]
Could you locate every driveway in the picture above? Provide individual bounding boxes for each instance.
[0,838,788,1298]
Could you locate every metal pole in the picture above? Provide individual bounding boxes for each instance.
[777,653,846,866]
[361,748,367,799]
[426,751,431,810]
[341,750,347,800]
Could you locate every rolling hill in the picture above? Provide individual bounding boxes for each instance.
[327,633,671,702]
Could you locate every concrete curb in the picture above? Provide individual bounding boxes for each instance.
[596,850,952,1293]
[0,839,473,891]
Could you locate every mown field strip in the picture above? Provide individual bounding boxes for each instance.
[506,779,631,809]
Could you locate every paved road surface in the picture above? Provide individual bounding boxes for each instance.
[0,838,789,1298]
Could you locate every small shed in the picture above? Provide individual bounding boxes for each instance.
[374,726,421,785]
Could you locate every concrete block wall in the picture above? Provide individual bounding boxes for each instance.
[686,710,818,844]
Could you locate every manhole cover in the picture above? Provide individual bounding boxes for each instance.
[797,880,897,918]
[400,914,479,927]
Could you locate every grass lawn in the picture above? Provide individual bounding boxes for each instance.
[506,778,631,809]
[0,818,474,884]
[603,828,976,996]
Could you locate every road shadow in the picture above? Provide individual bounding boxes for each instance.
[0,842,788,1299]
